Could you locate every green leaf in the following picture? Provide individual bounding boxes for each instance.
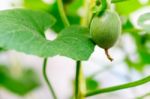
[122,19,134,30]
[86,77,99,91]
[0,9,95,60]
[50,26,95,60]
[138,13,150,32]
[0,65,40,95]
[115,0,142,15]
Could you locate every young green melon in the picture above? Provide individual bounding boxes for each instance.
[90,10,121,61]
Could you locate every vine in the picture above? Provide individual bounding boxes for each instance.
[43,58,57,99]
[86,75,150,97]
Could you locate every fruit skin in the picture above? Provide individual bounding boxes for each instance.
[90,10,121,49]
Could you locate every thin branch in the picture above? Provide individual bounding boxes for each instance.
[85,75,150,97]
[43,58,57,99]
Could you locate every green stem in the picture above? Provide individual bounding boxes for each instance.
[57,0,70,27]
[75,61,81,98]
[56,0,84,98]
[89,0,108,26]
[43,58,57,99]
[75,61,86,99]
[98,0,108,16]
[85,75,150,97]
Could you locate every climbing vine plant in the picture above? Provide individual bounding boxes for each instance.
[0,0,150,99]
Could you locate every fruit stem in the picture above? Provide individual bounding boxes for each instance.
[98,0,107,16]
[104,49,113,61]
